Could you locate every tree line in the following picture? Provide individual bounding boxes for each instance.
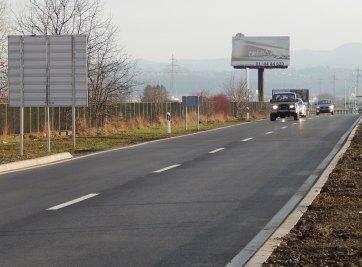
[0,0,254,121]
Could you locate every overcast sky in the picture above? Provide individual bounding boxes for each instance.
[106,0,362,61]
[11,0,362,61]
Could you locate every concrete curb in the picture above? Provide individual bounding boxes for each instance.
[226,116,360,267]
[0,152,73,174]
[244,117,361,266]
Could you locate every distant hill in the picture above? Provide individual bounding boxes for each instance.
[136,43,362,99]
[292,43,362,68]
[138,43,362,72]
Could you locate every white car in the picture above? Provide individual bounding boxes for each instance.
[297,98,307,118]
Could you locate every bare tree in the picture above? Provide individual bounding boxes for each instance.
[0,0,8,95]
[224,74,253,118]
[317,93,334,101]
[141,84,169,103]
[14,0,138,122]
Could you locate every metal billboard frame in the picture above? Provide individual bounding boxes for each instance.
[8,35,88,155]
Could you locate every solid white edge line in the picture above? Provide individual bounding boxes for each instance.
[153,164,181,173]
[265,131,273,135]
[209,148,225,154]
[225,116,361,267]
[241,138,253,142]
[47,193,99,211]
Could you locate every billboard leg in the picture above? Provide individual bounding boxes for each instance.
[20,106,24,156]
[258,68,264,102]
[185,105,188,130]
[46,106,51,153]
[197,97,200,131]
[72,106,76,150]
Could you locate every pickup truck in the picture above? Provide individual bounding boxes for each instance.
[270,92,300,121]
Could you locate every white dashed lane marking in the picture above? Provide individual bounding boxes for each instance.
[153,164,181,173]
[209,148,225,154]
[47,193,100,210]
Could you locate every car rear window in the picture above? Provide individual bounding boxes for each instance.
[272,94,295,102]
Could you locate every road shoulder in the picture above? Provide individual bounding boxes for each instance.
[246,118,361,266]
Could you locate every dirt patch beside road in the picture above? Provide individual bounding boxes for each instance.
[264,124,361,266]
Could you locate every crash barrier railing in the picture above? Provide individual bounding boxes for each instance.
[0,101,269,135]
[308,108,358,115]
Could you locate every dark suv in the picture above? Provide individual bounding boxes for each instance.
[270,93,300,121]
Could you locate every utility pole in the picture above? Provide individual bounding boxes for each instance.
[344,80,347,113]
[356,66,360,110]
[332,73,336,103]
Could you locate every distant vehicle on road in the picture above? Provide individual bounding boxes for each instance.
[297,98,307,118]
[270,92,300,121]
[316,99,334,115]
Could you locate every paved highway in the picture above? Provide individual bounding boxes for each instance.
[0,115,359,266]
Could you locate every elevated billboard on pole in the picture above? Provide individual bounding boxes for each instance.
[8,35,87,107]
[231,33,290,69]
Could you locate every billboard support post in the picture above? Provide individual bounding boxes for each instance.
[258,68,264,102]
[46,106,51,153]
[45,36,51,153]
[71,36,76,150]
[182,96,203,131]
[197,96,200,131]
[19,36,24,156]
[20,107,24,156]
[246,68,250,91]
[185,97,188,130]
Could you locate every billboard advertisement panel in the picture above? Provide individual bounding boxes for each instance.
[231,34,290,69]
[8,35,87,107]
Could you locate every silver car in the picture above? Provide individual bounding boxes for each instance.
[316,99,334,115]
[297,98,307,118]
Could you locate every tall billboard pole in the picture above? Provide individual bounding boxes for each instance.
[258,68,264,102]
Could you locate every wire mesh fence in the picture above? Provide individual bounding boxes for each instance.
[0,101,269,135]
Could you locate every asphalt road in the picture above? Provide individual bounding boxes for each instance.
[0,115,359,267]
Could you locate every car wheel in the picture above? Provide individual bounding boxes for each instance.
[270,115,276,121]
[294,113,299,121]
[331,111,334,115]
[316,112,319,116]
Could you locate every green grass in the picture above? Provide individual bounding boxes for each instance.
[0,119,263,164]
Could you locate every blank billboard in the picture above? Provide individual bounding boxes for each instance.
[8,35,87,107]
[231,34,290,69]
